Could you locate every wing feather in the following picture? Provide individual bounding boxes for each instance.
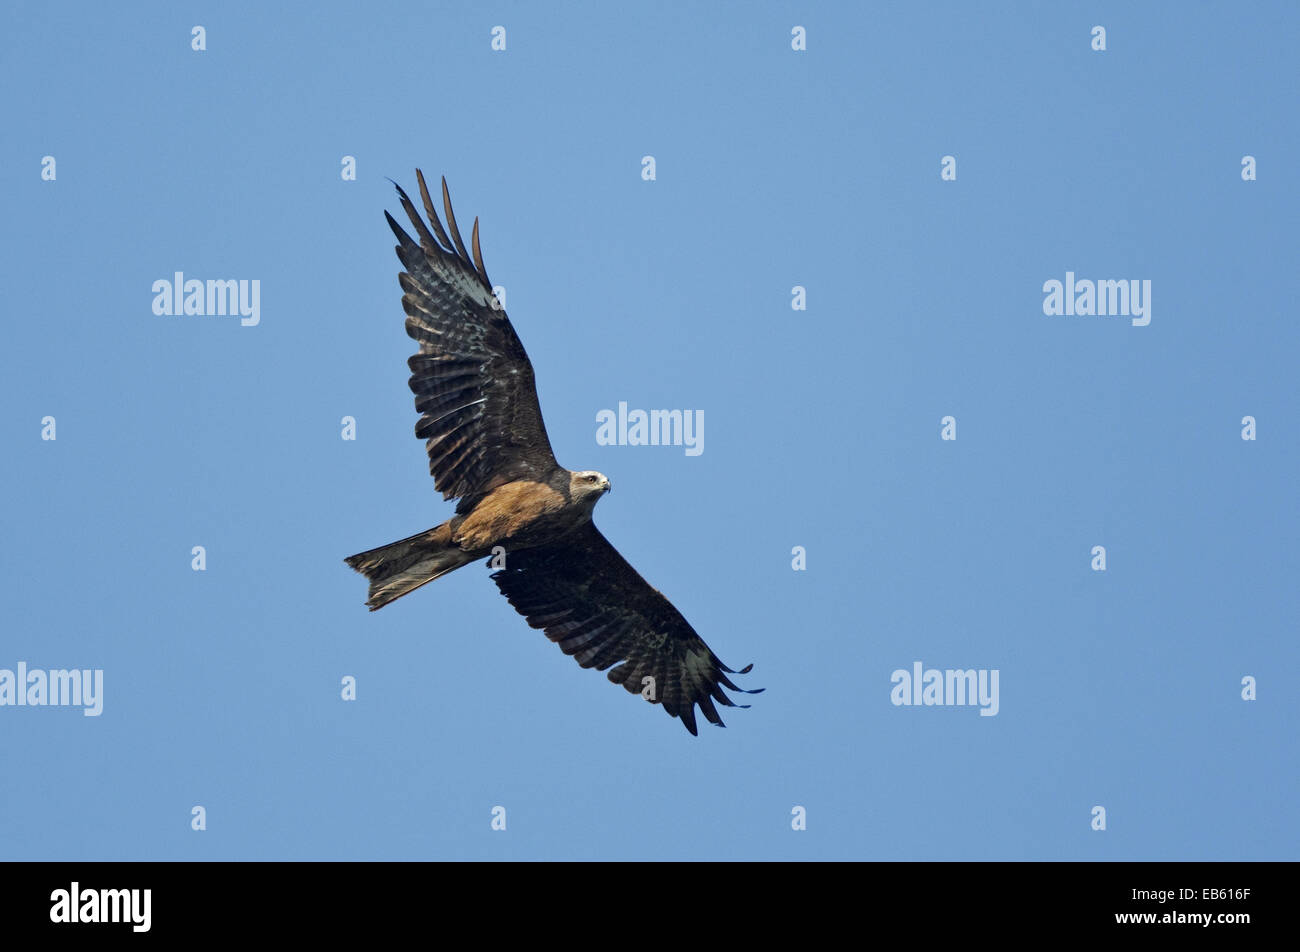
[441,175,473,263]
[415,169,456,254]
[386,172,560,501]
[491,523,761,735]
[471,217,490,287]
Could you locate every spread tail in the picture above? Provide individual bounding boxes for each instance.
[344,519,474,610]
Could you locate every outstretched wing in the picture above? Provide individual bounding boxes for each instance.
[491,523,762,735]
[386,170,560,503]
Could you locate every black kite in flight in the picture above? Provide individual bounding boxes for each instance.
[344,171,760,734]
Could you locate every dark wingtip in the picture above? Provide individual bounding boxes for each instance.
[471,216,491,289]
[393,181,443,254]
[717,658,755,675]
[415,169,455,252]
[441,175,473,263]
[384,209,412,244]
[679,704,699,736]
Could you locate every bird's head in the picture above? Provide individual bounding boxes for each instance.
[570,470,612,509]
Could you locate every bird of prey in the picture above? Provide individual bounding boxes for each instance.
[344,170,760,735]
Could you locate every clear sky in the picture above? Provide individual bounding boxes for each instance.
[1,1,1296,860]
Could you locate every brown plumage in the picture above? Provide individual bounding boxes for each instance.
[344,170,760,734]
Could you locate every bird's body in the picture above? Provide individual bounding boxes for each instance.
[345,471,607,608]
[345,170,759,734]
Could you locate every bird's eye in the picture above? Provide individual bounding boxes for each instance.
[586,475,597,482]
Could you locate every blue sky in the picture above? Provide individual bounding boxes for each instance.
[1,1,1296,860]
